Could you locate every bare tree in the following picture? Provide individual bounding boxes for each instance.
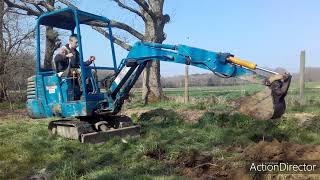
[4,0,61,69]
[0,4,35,103]
[0,0,5,101]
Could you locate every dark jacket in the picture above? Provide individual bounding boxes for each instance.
[54,44,91,73]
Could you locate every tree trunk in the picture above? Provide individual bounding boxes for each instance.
[141,36,164,103]
[184,65,189,103]
[43,0,60,69]
[44,26,60,69]
[141,0,168,104]
[142,62,151,104]
[0,0,5,102]
[300,50,305,106]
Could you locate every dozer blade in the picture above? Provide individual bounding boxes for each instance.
[81,125,140,144]
[238,73,292,120]
[48,120,95,139]
[48,115,140,143]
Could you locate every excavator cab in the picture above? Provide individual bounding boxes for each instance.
[27,8,140,143]
[27,8,118,118]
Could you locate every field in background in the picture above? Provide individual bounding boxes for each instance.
[127,82,320,112]
[1,82,320,179]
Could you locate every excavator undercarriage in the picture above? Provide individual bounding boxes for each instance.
[48,115,140,143]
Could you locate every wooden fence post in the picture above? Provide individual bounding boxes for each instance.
[300,50,305,105]
[184,65,189,103]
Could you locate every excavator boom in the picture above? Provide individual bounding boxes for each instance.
[106,42,290,118]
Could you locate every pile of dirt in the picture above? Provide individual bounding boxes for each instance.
[122,108,206,123]
[176,109,206,123]
[238,87,274,120]
[292,112,317,125]
[238,140,320,180]
[172,141,320,179]
[173,150,251,180]
[236,73,291,121]
[120,109,149,119]
[242,140,320,161]
[174,150,229,179]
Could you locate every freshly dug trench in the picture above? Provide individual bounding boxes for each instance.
[238,73,292,120]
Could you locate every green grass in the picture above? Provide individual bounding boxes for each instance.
[1,110,320,179]
[1,82,320,179]
[132,83,263,99]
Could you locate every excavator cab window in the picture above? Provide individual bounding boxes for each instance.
[35,8,118,101]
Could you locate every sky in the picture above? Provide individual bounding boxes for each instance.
[72,0,320,77]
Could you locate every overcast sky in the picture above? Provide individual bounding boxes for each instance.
[74,0,320,76]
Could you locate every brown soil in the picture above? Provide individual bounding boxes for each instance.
[0,109,27,120]
[292,112,317,125]
[237,87,274,120]
[173,149,251,180]
[243,140,320,161]
[176,109,206,123]
[120,109,149,119]
[171,140,320,180]
[145,147,166,160]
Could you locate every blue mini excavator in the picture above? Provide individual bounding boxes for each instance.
[26,8,289,143]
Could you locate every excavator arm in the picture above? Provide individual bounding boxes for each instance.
[103,42,287,117]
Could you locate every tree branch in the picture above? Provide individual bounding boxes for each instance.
[86,20,143,41]
[3,23,12,53]
[113,0,146,22]
[133,0,154,18]
[7,28,35,54]
[92,26,132,51]
[57,0,144,49]
[57,0,77,9]
[20,0,45,12]
[4,0,41,16]
[36,1,55,11]
[7,10,30,16]
[110,20,143,40]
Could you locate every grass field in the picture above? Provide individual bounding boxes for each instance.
[1,82,320,179]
